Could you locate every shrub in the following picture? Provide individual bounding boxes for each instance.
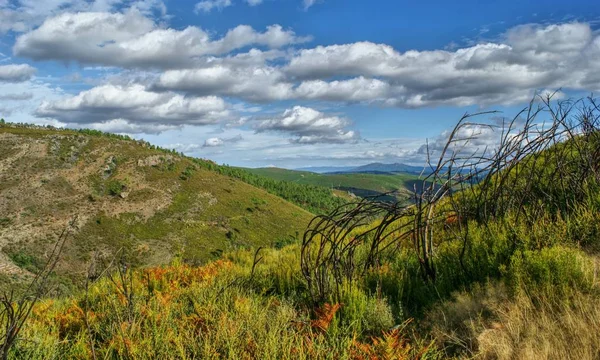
[504,246,594,297]
[106,179,126,196]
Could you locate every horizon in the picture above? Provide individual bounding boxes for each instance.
[1,0,599,168]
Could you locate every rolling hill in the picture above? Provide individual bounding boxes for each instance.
[346,162,425,174]
[0,124,314,288]
[243,166,421,202]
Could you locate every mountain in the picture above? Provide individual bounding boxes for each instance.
[297,163,426,175]
[345,162,425,174]
[0,124,313,286]
[295,166,357,173]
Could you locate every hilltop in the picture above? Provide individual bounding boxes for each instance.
[0,124,315,288]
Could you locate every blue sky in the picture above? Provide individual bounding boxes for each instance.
[0,0,599,168]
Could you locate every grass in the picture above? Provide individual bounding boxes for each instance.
[427,280,600,359]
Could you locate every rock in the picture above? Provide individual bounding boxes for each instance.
[137,155,175,167]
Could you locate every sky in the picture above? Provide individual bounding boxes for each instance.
[0,0,599,168]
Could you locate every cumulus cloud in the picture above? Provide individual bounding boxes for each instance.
[35,84,232,133]
[417,124,500,158]
[194,0,232,13]
[203,134,243,147]
[284,22,600,107]
[155,63,292,101]
[80,119,181,134]
[203,137,224,147]
[0,0,167,33]
[0,64,36,82]
[255,106,359,144]
[14,11,310,69]
[295,77,392,102]
[0,78,65,125]
[150,22,600,107]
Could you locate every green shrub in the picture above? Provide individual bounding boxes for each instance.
[106,179,126,196]
[332,282,395,337]
[505,245,594,297]
[179,165,195,180]
[8,250,42,273]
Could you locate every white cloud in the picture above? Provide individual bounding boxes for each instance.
[34,84,232,133]
[295,77,392,102]
[255,106,359,144]
[0,79,65,125]
[0,0,167,33]
[203,134,243,147]
[204,137,224,147]
[153,22,600,107]
[0,64,36,82]
[155,63,293,101]
[194,0,232,13]
[14,11,310,69]
[81,119,181,134]
[285,22,600,107]
[417,123,500,158]
[246,0,263,5]
[303,0,317,10]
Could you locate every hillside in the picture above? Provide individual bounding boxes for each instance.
[0,124,313,288]
[243,167,420,202]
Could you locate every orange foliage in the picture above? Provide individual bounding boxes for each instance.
[311,303,342,332]
[142,259,232,294]
[444,212,461,227]
[55,300,85,340]
[350,329,414,360]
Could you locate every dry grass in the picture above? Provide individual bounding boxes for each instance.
[477,292,600,360]
[427,281,600,360]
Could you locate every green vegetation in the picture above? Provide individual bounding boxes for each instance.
[244,167,420,202]
[106,179,126,196]
[6,249,42,273]
[193,161,348,213]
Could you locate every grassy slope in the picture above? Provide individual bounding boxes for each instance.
[244,167,420,201]
[0,126,312,286]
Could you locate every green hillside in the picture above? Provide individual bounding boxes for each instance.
[0,124,313,289]
[244,167,420,202]
[193,163,348,214]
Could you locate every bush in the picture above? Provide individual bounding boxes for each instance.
[106,179,126,196]
[505,246,594,296]
[8,250,42,273]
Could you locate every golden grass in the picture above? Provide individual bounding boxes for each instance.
[427,279,600,360]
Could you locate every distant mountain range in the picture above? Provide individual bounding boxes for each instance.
[296,162,426,175]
